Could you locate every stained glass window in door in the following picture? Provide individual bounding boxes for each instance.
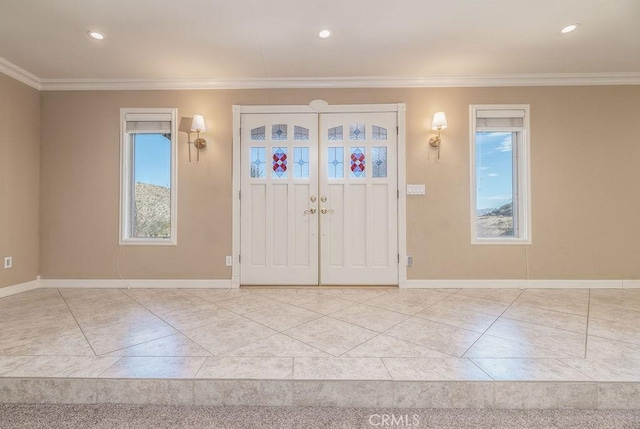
[294,126,309,141]
[251,126,266,141]
[328,147,344,179]
[250,147,266,178]
[350,147,366,178]
[293,147,309,179]
[372,146,387,178]
[272,124,288,140]
[372,125,388,140]
[349,123,366,141]
[328,126,343,141]
[272,147,288,178]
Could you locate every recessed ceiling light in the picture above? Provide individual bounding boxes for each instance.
[318,29,332,39]
[87,31,105,40]
[560,24,580,34]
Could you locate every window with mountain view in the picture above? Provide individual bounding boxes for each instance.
[120,109,177,245]
[471,106,531,244]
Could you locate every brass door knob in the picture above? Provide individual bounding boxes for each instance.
[304,208,317,214]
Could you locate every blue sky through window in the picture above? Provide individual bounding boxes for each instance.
[134,134,171,187]
[476,132,513,211]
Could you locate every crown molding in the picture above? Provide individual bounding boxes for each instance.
[0,57,41,90]
[38,73,640,91]
[1,57,639,91]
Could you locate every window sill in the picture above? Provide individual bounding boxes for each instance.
[471,238,531,246]
[119,238,177,246]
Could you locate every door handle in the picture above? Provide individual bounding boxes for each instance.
[320,208,334,215]
[304,208,317,215]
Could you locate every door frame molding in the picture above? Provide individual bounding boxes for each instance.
[232,100,407,288]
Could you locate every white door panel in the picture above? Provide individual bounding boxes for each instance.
[319,113,398,285]
[240,113,319,285]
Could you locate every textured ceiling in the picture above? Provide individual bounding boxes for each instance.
[0,0,638,80]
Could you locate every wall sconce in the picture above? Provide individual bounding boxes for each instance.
[180,115,207,162]
[428,111,448,159]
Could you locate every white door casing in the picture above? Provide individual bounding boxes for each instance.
[233,102,407,288]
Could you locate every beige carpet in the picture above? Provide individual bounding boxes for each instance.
[1,405,639,429]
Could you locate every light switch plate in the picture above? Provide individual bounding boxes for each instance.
[407,184,426,195]
[225,256,233,267]
[4,257,12,269]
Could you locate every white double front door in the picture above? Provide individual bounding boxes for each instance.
[240,111,398,286]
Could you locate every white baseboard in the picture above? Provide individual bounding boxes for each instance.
[404,279,627,289]
[39,279,233,289]
[0,279,39,298]
[623,280,640,289]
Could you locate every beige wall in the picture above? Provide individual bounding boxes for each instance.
[39,86,640,281]
[0,74,40,289]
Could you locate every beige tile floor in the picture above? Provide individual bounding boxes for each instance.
[1,287,640,383]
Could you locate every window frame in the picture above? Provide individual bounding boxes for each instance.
[469,104,531,245]
[119,108,178,246]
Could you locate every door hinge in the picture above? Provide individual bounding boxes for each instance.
[238,254,241,263]
[397,190,400,199]
[398,254,400,263]
[396,126,399,136]
[239,190,241,199]
[239,128,242,138]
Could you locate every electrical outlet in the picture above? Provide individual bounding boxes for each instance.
[407,256,413,267]
[225,256,233,266]
[4,257,12,269]
[407,184,426,195]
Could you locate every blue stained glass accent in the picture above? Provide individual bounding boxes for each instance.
[293,147,309,179]
[350,147,366,178]
[328,126,343,141]
[272,147,288,178]
[294,126,309,141]
[251,126,265,141]
[372,146,387,178]
[250,147,266,178]
[328,147,344,179]
[372,125,387,140]
[272,124,288,140]
[349,123,365,140]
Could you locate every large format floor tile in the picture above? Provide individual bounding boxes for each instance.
[471,358,592,381]
[222,334,330,357]
[385,317,482,357]
[196,357,293,379]
[382,357,491,381]
[561,358,640,381]
[484,318,586,358]
[414,302,499,333]
[294,357,391,380]
[502,303,588,333]
[342,334,451,358]
[242,303,323,331]
[328,304,409,332]
[284,317,378,356]
[4,355,121,378]
[99,356,207,378]
[513,289,590,316]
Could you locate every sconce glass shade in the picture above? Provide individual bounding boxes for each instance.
[191,114,206,132]
[432,112,448,130]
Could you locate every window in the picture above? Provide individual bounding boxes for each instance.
[470,105,530,244]
[120,108,177,245]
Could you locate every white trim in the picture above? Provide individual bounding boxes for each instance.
[231,106,241,288]
[119,108,178,246]
[397,104,408,288]
[232,102,407,287]
[0,280,39,298]
[470,104,532,245]
[37,73,640,91]
[623,280,640,289]
[405,279,625,289]
[0,57,41,90]
[39,279,233,289]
